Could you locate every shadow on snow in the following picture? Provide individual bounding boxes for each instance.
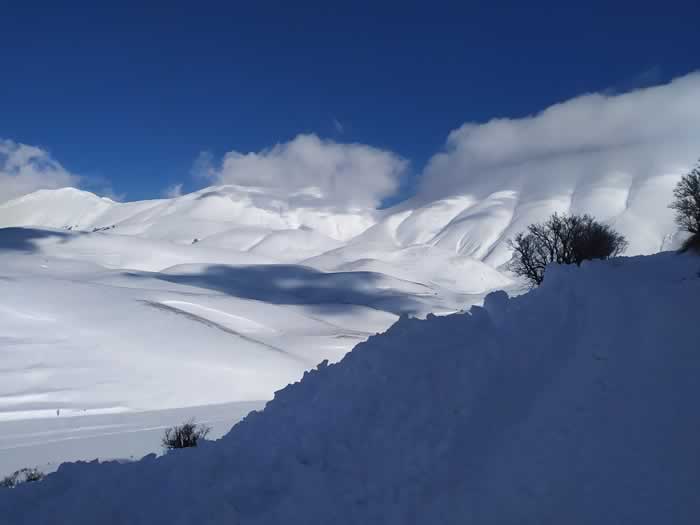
[0,227,74,253]
[142,264,426,316]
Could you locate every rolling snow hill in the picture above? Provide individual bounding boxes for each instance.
[0,172,687,474]
[0,163,687,266]
[2,251,698,524]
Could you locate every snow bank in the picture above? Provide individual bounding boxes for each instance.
[2,252,698,524]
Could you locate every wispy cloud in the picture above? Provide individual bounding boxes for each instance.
[0,139,80,204]
[191,151,216,179]
[163,183,184,199]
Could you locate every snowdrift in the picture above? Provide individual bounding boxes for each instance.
[2,252,698,524]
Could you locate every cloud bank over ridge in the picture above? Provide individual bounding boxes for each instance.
[419,72,700,204]
[203,134,409,209]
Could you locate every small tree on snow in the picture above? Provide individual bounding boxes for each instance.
[162,420,211,451]
[507,213,628,286]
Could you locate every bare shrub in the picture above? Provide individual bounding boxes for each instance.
[1,468,45,489]
[670,162,700,235]
[508,213,628,286]
[162,420,211,450]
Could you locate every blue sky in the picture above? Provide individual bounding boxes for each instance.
[1,1,699,204]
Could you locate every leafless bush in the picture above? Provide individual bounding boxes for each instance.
[508,213,628,286]
[1,468,44,489]
[670,162,700,235]
[162,420,211,450]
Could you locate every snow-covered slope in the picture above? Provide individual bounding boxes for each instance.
[0,167,686,288]
[0,228,443,422]
[0,170,686,474]
[3,252,698,524]
[309,168,685,275]
[0,185,376,244]
[0,181,525,475]
[0,165,686,275]
[1,222,500,475]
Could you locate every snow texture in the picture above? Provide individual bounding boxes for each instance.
[1,252,698,524]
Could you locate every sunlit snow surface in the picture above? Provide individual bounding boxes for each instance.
[0,224,502,475]
[0,181,685,476]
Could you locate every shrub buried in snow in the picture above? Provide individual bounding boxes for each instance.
[162,420,211,450]
[507,213,628,286]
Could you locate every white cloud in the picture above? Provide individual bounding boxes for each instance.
[420,73,700,204]
[0,139,80,204]
[191,151,216,180]
[163,183,184,199]
[204,134,408,209]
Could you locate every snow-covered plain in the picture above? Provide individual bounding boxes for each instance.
[0,172,687,476]
[2,251,698,523]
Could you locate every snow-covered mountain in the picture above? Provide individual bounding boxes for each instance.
[3,251,698,524]
[0,166,688,475]
[1,157,686,258]
[0,164,685,274]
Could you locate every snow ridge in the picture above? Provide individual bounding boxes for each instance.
[0,168,686,274]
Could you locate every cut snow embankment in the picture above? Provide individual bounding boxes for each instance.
[2,251,698,524]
